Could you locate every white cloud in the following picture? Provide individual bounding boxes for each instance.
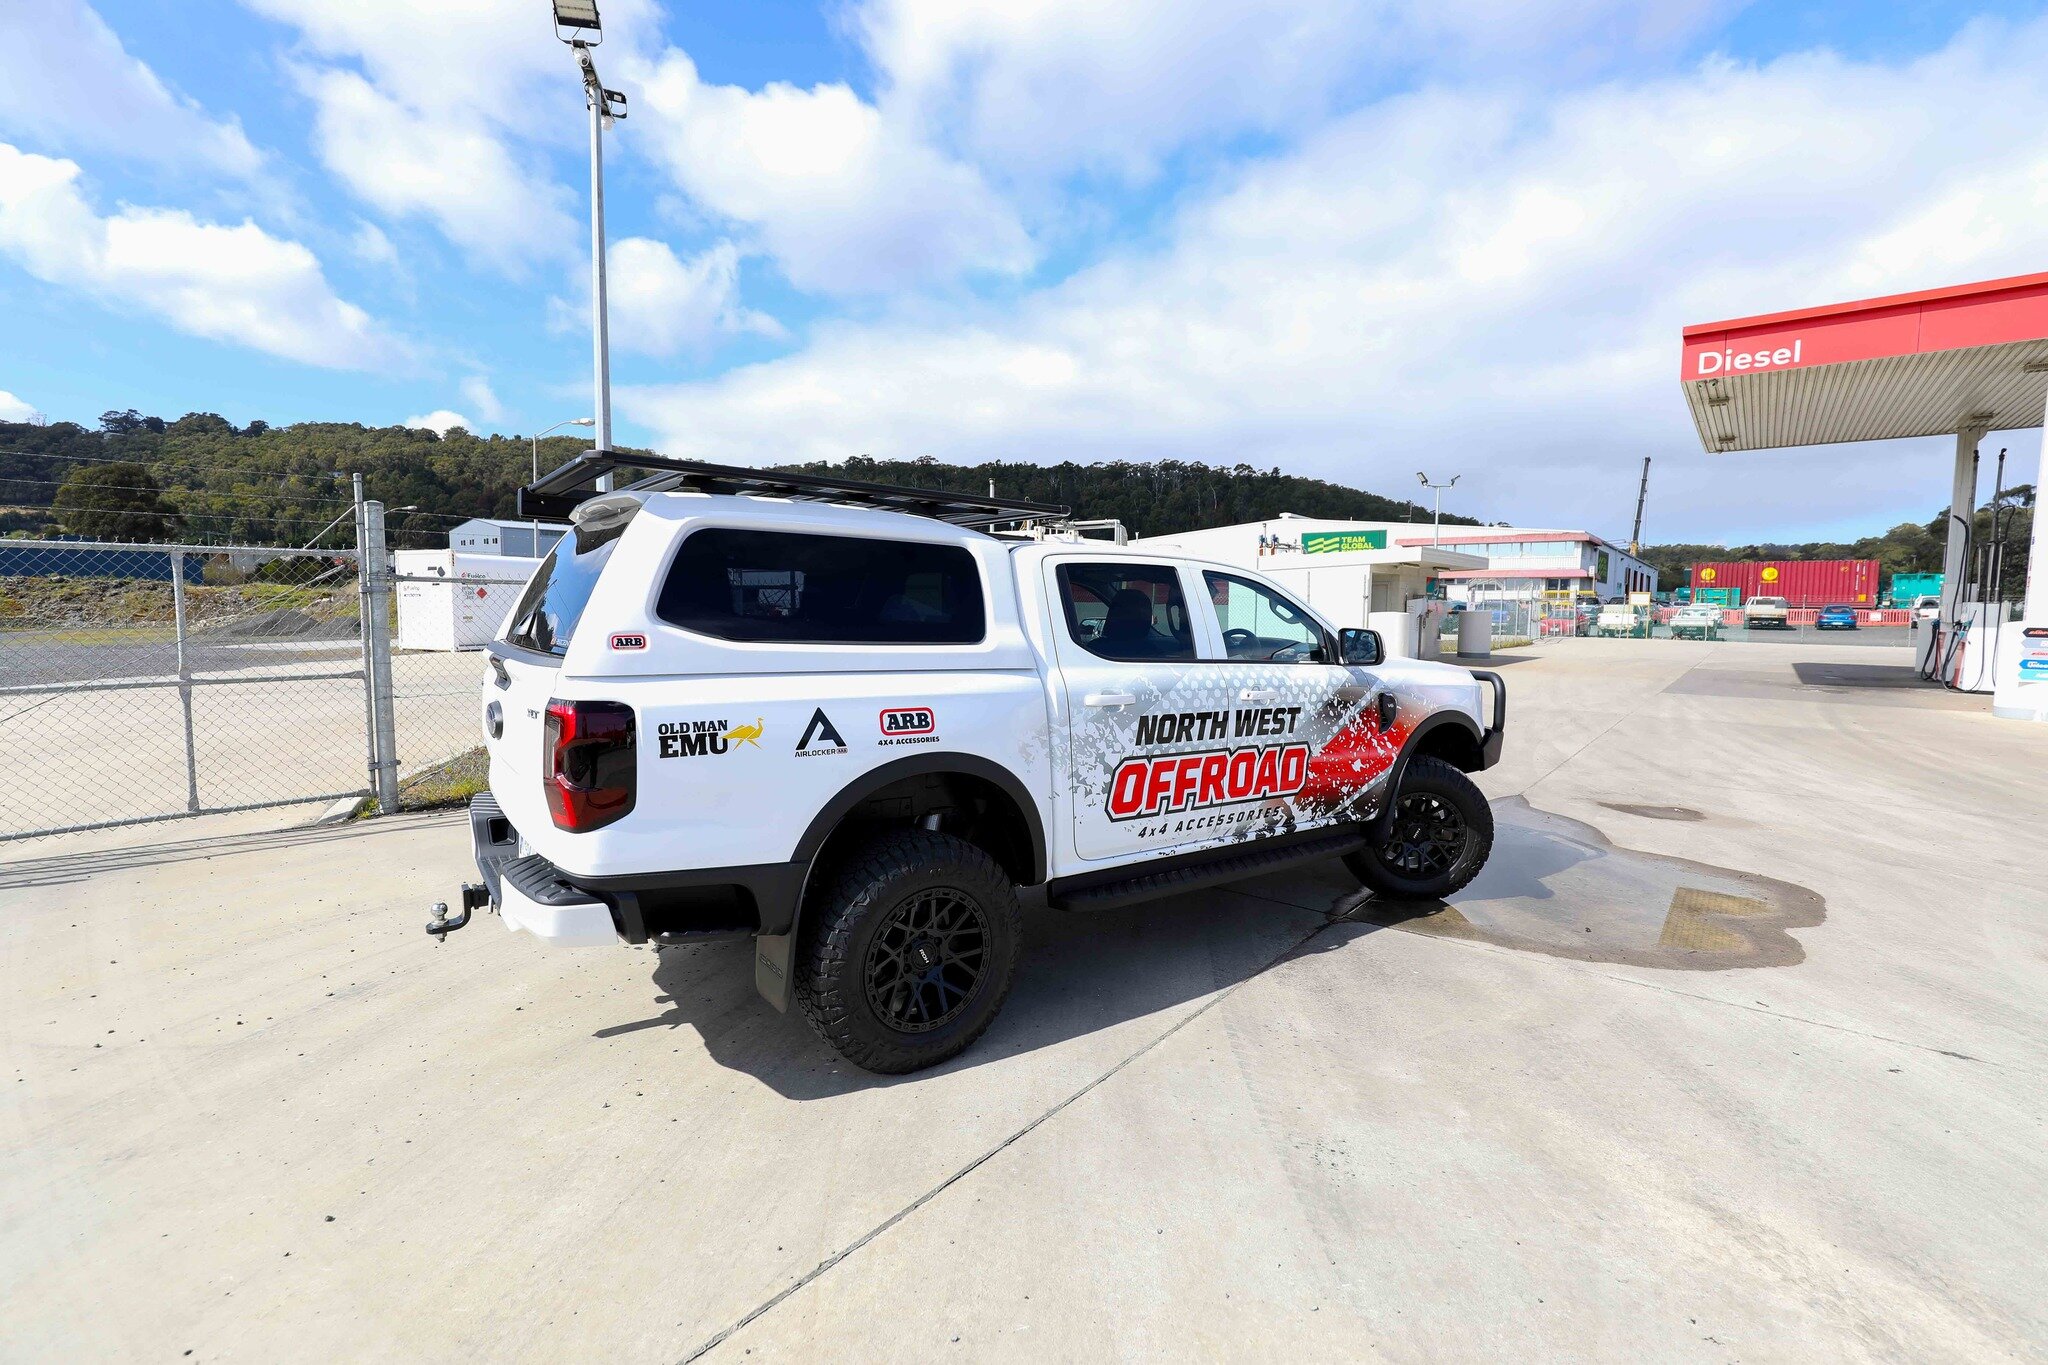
[240,0,660,124]
[350,220,398,266]
[0,143,395,370]
[624,18,2048,541]
[0,389,37,423]
[602,238,783,356]
[0,0,261,179]
[238,0,667,272]
[630,51,1033,295]
[460,374,506,423]
[858,0,1729,183]
[403,410,473,436]
[295,68,574,273]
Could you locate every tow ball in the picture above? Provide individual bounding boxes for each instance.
[426,883,491,942]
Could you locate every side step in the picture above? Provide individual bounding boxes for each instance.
[1047,826,1370,914]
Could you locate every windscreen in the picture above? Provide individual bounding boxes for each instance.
[503,504,637,655]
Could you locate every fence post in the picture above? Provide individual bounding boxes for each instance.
[361,501,402,814]
[170,550,200,813]
[353,476,380,809]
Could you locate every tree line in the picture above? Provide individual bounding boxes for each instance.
[2,412,2030,595]
[1634,489,2034,598]
[1,412,1479,546]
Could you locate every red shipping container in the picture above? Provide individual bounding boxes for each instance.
[1689,559,1881,607]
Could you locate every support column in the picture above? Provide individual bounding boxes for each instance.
[1992,407,2048,720]
[1939,425,1982,627]
[2026,414,2047,625]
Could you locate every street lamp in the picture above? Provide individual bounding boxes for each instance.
[553,0,627,489]
[531,416,595,547]
[531,417,597,486]
[1416,470,1460,547]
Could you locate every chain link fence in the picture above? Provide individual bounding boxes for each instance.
[0,510,531,845]
[0,539,374,840]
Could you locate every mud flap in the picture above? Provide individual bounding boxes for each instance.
[754,932,795,1012]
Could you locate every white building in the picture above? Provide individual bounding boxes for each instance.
[449,517,567,559]
[1132,515,1656,604]
[1395,528,1657,602]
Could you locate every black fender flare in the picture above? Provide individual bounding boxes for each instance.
[1368,709,1487,842]
[753,751,1046,1010]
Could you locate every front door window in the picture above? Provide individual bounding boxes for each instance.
[1205,572,1328,663]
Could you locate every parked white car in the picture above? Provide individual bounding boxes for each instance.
[434,457,1507,1072]
[1669,603,1723,639]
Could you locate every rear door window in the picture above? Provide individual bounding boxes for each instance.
[503,503,637,656]
[1055,563,1196,661]
[656,529,985,644]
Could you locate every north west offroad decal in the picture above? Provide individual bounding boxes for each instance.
[1075,676,1444,841]
[1107,744,1310,820]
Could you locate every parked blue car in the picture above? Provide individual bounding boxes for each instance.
[1815,603,1859,630]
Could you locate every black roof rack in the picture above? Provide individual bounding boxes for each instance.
[518,450,1070,529]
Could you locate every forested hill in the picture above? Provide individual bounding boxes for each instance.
[0,412,1477,548]
[776,455,1477,535]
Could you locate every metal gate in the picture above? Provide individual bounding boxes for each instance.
[1,498,541,844]
[0,538,377,840]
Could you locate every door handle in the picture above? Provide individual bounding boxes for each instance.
[1084,692,1137,707]
[1239,689,1278,702]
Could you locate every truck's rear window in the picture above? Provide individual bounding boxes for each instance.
[503,510,633,655]
[656,529,985,645]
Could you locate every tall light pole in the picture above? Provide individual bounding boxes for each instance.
[553,1,626,489]
[1416,470,1459,546]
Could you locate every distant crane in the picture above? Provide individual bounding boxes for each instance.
[1629,456,1651,555]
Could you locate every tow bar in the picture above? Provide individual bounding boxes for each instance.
[426,883,491,942]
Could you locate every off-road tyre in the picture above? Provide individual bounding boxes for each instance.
[796,828,1022,1074]
[1344,755,1494,901]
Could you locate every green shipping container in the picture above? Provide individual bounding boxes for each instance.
[1888,572,1943,607]
[1694,588,1743,607]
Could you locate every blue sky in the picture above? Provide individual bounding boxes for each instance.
[3,0,2047,544]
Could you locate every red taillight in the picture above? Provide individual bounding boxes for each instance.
[543,699,637,832]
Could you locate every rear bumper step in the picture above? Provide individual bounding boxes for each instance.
[460,793,620,947]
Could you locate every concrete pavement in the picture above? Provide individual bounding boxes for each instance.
[3,638,2044,1361]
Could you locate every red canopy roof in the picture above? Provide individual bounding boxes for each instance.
[1681,270,2048,452]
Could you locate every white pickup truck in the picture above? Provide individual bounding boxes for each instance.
[434,457,1506,1072]
[1743,595,1791,629]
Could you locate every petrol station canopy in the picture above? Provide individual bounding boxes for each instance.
[1681,270,2048,452]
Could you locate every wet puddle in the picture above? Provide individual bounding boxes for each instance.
[1357,797,1825,970]
[1597,801,1704,822]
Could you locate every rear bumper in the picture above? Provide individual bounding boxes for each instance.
[468,793,620,947]
[465,792,803,948]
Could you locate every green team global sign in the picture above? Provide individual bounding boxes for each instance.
[1300,529,1387,554]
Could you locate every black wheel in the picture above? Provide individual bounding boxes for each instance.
[795,828,1022,1074]
[1344,755,1494,901]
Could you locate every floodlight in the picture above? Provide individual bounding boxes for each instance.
[553,0,602,40]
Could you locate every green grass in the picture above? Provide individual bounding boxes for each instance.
[382,744,488,814]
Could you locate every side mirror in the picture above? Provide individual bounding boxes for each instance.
[1339,628,1383,666]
